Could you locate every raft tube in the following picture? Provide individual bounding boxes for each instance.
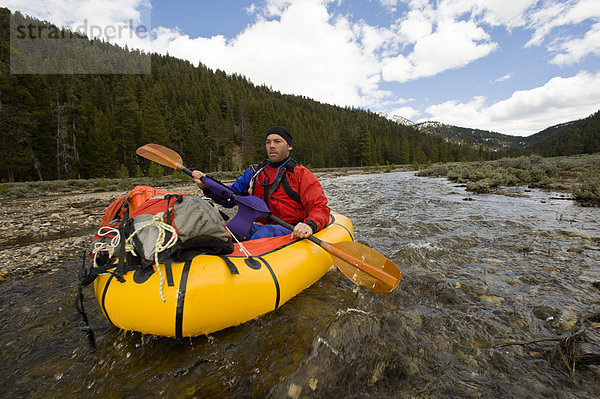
[93,212,353,337]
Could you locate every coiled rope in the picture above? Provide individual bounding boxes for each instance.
[91,226,120,268]
[124,212,179,302]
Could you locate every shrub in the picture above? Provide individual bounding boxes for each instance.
[572,174,600,206]
[417,163,451,177]
[512,167,530,183]
[447,165,471,183]
[96,178,109,188]
[497,169,519,186]
[67,179,83,187]
[467,178,494,193]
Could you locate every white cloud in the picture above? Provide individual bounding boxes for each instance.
[406,1,600,70]
[382,19,497,82]
[424,71,600,135]
[493,73,513,83]
[550,22,600,65]
[389,106,420,120]
[395,9,433,43]
[526,0,600,44]
[523,1,566,47]
[263,0,293,18]
[355,23,395,55]
[468,0,537,27]
[149,0,382,108]
[6,0,152,50]
[5,0,148,29]
[525,0,600,65]
[379,0,399,12]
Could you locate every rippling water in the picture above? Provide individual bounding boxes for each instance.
[1,172,599,398]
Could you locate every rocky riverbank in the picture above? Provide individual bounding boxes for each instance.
[0,184,198,280]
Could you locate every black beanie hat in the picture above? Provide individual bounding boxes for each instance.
[266,126,292,146]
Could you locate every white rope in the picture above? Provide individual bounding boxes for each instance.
[225,225,253,258]
[124,212,179,303]
[91,226,120,268]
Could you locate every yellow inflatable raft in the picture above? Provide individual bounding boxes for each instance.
[93,213,353,337]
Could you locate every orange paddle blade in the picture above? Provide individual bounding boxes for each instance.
[136,144,183,170]
[324,240,401,294]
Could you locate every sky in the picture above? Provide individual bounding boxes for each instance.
[6,0,600,136]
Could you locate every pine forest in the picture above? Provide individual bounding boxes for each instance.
[0,9,507,183]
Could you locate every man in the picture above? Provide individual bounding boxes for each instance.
[192,126,330,240]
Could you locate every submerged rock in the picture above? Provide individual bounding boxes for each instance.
[556,310,578,331]
[479,295,504,305]
[287,383,302,399]
[533,306,559,321]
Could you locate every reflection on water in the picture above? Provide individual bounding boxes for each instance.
[1,172,599,398]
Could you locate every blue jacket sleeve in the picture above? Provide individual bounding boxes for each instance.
[203,168,253,208]
[229,168,253,195]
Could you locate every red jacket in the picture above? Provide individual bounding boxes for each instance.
[251,159,330,232]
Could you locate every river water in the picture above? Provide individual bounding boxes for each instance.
[1,171,599,398]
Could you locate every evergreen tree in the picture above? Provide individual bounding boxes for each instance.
[111,92,142,175]
[142,99,168,144]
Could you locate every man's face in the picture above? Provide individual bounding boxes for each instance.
[266,134,292,163]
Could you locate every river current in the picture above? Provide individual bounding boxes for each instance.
[1,171,599,398]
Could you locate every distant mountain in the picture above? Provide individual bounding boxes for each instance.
[396,111,600,156]
[520,122,577,146]
[390,115,415,126]
[378,113,415,126]
[413,121,519,152]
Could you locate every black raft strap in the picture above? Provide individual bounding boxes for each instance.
[114,201,130,281]
[75,250,97,352]
[76,283,97,352]
[218,255,239,275]
[175,259,193,339]
[164,259,175,287]
[162,194,182,245]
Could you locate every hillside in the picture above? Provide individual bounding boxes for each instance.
[412,111,600,157]
[518,111,600,156]
[414,122,519,152]
[1,8,499,182]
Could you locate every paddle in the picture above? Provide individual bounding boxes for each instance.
[136,143,402,293]
[136,143,195,177]
[268,215,401,293]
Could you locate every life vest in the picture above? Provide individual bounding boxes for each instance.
[250,158,309,225]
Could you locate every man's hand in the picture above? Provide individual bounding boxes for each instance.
[192,170,207,189]
[291,222,313,239]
